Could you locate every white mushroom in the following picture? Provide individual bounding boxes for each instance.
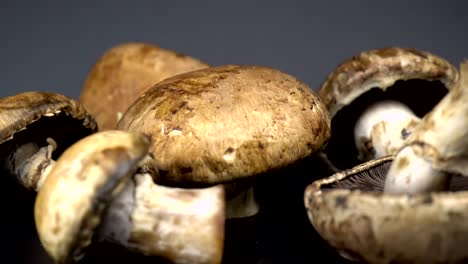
[354,100,421,160]
[385,61,468,194]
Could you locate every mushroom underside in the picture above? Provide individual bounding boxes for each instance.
[325,79,448,170]
[326,159,468,192]
[309,159,468,263]
[1,112,95,163]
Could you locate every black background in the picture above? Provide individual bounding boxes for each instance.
[1,1,467,263]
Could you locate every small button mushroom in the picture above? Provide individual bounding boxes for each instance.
[116,64,331,220]
[304,62,468,263]
[0,91,97,190]
[319,47,458,169]
[34,130,225,264]
[79,42,209,130]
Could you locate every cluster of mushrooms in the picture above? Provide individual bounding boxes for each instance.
[2,43,467,264]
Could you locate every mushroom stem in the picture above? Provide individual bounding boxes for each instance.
[4,137,57,191]
[225,187,259,219]
[354,100,421,161]
[98,173,225,264]
[384,62,468,194]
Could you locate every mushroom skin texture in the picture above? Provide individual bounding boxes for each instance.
[385,61,468,194]
[79,42,209,130]
[304,156,468,264]
[35,130,225,264]
[0,91,97,190]
[354,100,421,161]
[319,47,458,169]
[117,64,331,219]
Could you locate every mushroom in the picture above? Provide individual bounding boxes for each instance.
[79,42,209,130]
[116,64,331,219]
[0,91,97,191]
[304,61,468,263]
[384,60,468,194]
[34,130,225,264]
[304,157,468,263]
[318,47,458,170]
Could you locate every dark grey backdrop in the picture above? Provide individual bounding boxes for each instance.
[1,1,467,99]
[1,1,467,263]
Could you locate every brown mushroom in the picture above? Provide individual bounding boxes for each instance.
[79,42,209,130]
[117,64,331,219]
[319,47,458,170]
[304,61,468,263]
[35,130,225,264]
[0,91,97,190]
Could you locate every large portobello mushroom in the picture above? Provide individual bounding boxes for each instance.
[305,61,468,264]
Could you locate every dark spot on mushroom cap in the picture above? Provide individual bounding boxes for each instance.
[401,128,411,140]
[421,195,433,205]
[396,156,409,171]
[335,195,348,209]
[224,147,235,155]
[374,48,400,58]
[170,101,188,115]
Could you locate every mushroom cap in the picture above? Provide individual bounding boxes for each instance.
[0,91,97,159]
[79,42,209,130]
[117,65,331,185]
[319,47,458,117]
[304,156,468,264]
[34,130,150,263]
[319,47,459,169]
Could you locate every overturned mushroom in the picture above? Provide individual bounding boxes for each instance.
[304,157,468,263]
[79,42,209,130]
[304,62,468,263]
[117,64,331,219]
[0,91,97,190]
[319,47,458,169]
[34,130,225,264]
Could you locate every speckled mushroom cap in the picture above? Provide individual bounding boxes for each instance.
[319,47,458,117]
[79,42,209,130]
[0,91,97,159]
[34,130,150,263]
[117,64,331,185]
[319,47,458,169]
[304,156,468,264]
